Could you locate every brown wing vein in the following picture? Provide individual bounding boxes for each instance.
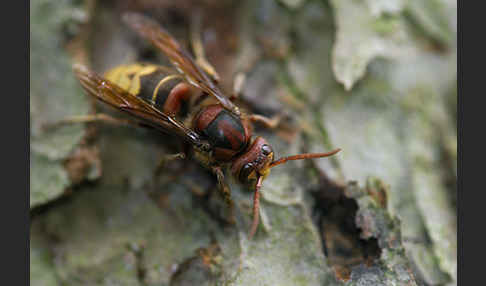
[122,12,240,116]
[73,64,205,147]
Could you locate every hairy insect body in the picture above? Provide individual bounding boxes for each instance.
[105,63,254,164]
[105,63,257,174]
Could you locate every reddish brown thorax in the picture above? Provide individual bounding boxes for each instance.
[193,104,252,161]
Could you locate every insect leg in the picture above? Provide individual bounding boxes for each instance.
[248,114,282,129]
[154,152,186,177]
[179,180,207,197]
[211,166,232,207]
[44,113,141,130]
[190,12,220,83]
[230,72,246,101]
[211,166,236,225]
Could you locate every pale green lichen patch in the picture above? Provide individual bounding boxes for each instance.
[233,202,340,286]
[30,153,70,208]
[404,0,455,47]
[403,90,457,283]
[277,0,306,10]
[30,0,91,208]
[329,0,408,90]
[364,0,404,17]
[30,223,60,286]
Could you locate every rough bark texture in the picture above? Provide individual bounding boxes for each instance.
[30,0,457,285]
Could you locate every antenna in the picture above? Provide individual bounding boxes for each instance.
[248,148,341,239]
[269,148,341,168]
[248,175,263,240]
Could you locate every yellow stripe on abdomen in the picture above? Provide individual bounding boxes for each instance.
[104,64,158,95]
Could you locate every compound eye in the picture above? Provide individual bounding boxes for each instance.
[261,144,272,156]
[239,163,254,182]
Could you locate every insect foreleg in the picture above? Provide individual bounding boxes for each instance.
[211,166,232,206]
[248,114,282,129]
[211,166,236,225]
[154,152,186,177]
[230,72,246,101]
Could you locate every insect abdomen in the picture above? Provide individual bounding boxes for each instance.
[104,64,190,115]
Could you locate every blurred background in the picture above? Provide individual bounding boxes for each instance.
[30,0,456,285]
